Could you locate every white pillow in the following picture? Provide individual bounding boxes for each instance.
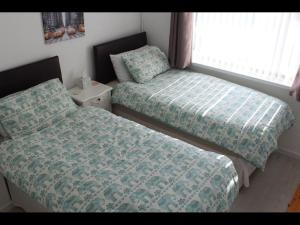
[110,54,133,82]
[110,45,149,82]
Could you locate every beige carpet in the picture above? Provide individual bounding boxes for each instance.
[230,152,300,212]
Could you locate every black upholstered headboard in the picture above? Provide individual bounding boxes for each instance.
[0,56,62,98]
[93,32,147,84]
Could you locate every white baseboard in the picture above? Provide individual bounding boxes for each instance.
[277,148,300,160]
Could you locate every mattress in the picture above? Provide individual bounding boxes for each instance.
[112,69,295,169]
[0,106,238,212]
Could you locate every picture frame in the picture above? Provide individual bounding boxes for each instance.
[41,12,85,44]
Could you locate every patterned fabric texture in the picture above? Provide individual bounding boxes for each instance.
[0,123,8,138]
[0,106,238,212]
[110,45,149,82]
[0,78,78,138]
[112,69,295,169]
[122,46,170,83]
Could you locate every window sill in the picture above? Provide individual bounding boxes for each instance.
[190,62,291,91]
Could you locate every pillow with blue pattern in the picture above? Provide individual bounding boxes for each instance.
[0,78,78,138]
[122,46,170,83]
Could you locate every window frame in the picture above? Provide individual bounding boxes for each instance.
[190,62,291,91]
[191,12,300,89]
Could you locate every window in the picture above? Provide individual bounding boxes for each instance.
[192,13,300,87]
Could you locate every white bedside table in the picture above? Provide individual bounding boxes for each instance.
[68,81,113,112]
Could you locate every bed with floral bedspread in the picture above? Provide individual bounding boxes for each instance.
[0,106,238,212]
[112,69,295,169]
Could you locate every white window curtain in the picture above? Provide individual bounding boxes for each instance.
[192,13,300,87]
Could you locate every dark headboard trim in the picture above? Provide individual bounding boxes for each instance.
[0,56,62,98]
[93,32,147,84]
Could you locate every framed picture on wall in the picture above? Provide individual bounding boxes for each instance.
[41,12,85,44]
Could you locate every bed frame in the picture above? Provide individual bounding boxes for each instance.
[93,32,147,84]
[0,56,62,212]
[93,32,257,188]
[0,56,62,98]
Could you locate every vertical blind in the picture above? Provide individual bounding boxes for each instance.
[192,13,300,87]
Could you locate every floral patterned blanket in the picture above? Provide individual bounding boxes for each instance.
[0,106,238,212]
[112,69,295,168]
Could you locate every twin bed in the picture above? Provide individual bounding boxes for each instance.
[0,32,295,212]
[93,32,295,187]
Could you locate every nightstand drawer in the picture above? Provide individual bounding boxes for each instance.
[87,92,111,111]
[68,81,113,111]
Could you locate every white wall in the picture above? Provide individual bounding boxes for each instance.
[142,12,300,157]
[142,13,171,55]
[0,13,141,89]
